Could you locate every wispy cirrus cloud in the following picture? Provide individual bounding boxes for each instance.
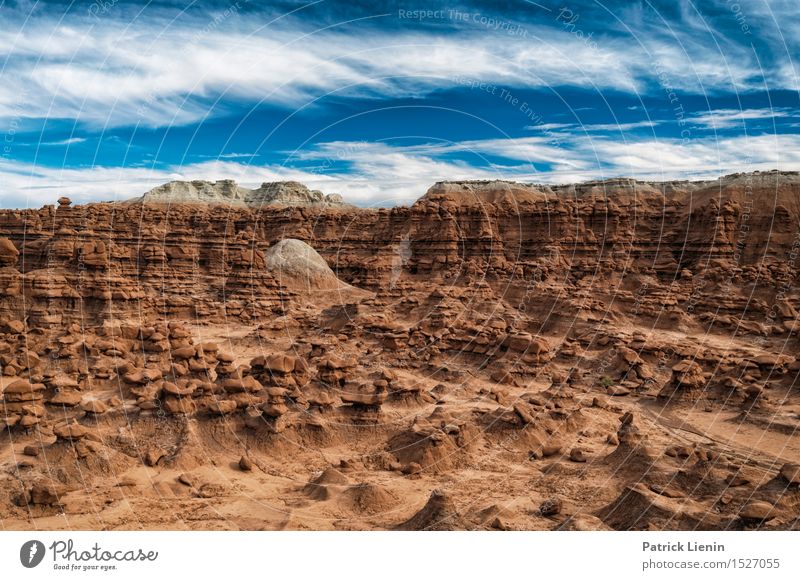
[41,137,87,146]
[688,108,798,130]
[0,3,796,130]
[526,120,658,133]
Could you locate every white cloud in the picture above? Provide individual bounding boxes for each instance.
[689,108,796,130]
[525,123,573,131]
[526,120,657,132]
[197,152,259,160]
[41,137,86,146]
[0,10,794,129]
[564,133,800,180]
[579,120,657,132]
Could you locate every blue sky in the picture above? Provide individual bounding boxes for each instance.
[0,0,798,207]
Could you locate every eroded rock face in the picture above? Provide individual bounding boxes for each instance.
[247,181,347,207]
[2,171,800,326]
[0,237,19,267]
[1,171,800,531]
[131,179,349,208]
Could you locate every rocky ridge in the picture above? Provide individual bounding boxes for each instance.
[129,179,349,207]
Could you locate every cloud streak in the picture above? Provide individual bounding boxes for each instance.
[41,137,87,146]
[0,4,797,129]
[689,108,797,130]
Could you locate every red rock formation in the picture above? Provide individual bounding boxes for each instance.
[1,171,799,531]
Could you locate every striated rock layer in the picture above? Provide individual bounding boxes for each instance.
[129,179,349,208]
[2,171,799,326]
[1,170,799,531]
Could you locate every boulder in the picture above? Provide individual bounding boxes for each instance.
[48,390,83,406]
[29,483,62,505]
[3,380,45,396]
[144,448,166,467]
[162,381,197,397]
[207,400,237,415]
[219,376,261,393]
[53,423,89,441]
[539,497,563,516]
[569,448,588,463]
[263,354,297,374]
[171,346,196,360]
[779,463,800,485]
[81,399,109,415]
[23,445,41,457]
[739,501,777,524]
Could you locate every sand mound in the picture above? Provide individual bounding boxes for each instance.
[595,484,728,530]
[395,489,465,530]
[338,482,399,515]
[388,422,477,474]
[601,412,657,478]
[303,467,351,501]
[688,170,800,219]
[163,419,218,470]
[40,438,137,484]
[416,171,800,215]
[419,180,550,207]
[470,503,517,527]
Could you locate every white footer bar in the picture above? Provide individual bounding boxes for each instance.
[1,531,797,578]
